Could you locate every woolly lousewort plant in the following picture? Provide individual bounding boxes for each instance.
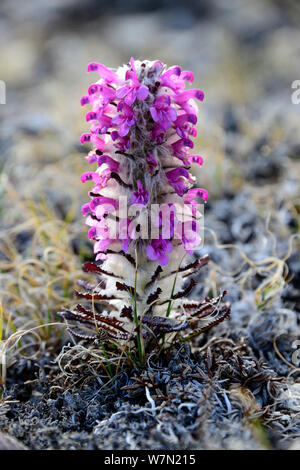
[60,58,230,361]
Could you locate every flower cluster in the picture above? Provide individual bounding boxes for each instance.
[59,58,230,349]
[80,57,208,265]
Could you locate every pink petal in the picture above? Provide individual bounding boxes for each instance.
[164,241,173,254]
[150,107,159,122]
[86,111,97,122]
[87,62,120,83]
[158,253,169,266]
[184,188,209,203]
[116,85,129,99]
[81,172,96,183]
[137,85,149,101]
[124,90,135,106]
[188,155,203,166]
[80,133,91,144]
[118,123,129,137]
[168,107,177,122]
[81,203,90,215]
[80,95,90,106]
[146,245,158,261]
[180,70,194,83]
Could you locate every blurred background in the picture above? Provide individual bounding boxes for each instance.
[0,0,299,340]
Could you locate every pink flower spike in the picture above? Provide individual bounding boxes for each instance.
[81,57,207,265]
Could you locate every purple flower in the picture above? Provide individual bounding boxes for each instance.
[116,57,149,105]
[129,180,149,205]
[97,155,120,172]
[171,138,194,163]
[160,66,181,90]
[87,114,112,135]
[111,131,130,152]
[146,238,173,266]
[111,102,136,137]
[81,84,116,111]
[174,89,204,114]
[81,58,208,263]
[166,168,194,196]
[174,113,197,139]
[71,57,228,347]
[160,66,194,92]
[184,188,209,203]
[150,94,177,131]
[88,84,116,107]
[174,113,197,127]
[80,169,111,192]
[80,132,108,152]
